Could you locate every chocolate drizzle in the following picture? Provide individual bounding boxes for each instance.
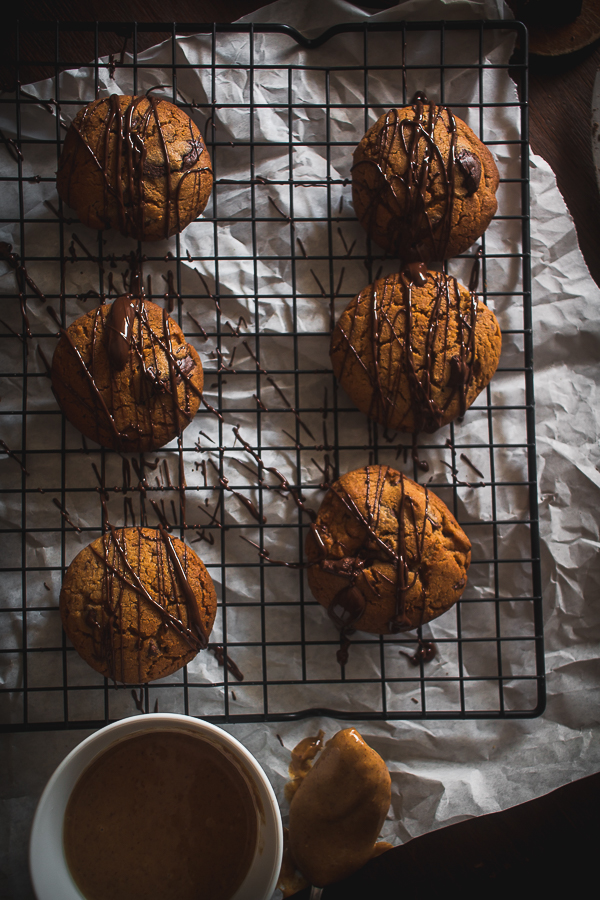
[106,295,136,370]
[410,640,437,664]
[329,584,367,632]
[0,439,28,474]
[158,524,208,648]
[334,268,478,437]
[403,261,428,286]
[52,296,202,452]
[310,466,431,649]
[460,452,485,480]
[58,95,212,240]
[233,425,317,522]
[87,526,209,683]
[0,128,23,163]
[0,241,47,338]
[208,643,244,681]
[352,93,484,261]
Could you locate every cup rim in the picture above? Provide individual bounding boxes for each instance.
[29,713,283,900]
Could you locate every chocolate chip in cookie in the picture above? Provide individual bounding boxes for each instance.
[57,95,213,241]
[351,94,499,262]
[330,267,501,434]
[60,526,217,684]
[51,296,204,452]
[306,465,471,636]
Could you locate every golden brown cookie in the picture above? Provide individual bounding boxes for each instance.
[60,526,217,684]
[352,95,499,261]
[51,296,204,452]
[57,95,213,241]
[330,263,502,433]
[306,465,471,635]
[330,266,501,434]
[289,728,391,887]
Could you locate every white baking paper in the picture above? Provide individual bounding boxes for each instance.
[1,1,599,897]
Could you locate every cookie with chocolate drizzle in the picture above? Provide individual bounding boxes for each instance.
[57,95,212,241]
[51,296,204,452]
[352,95,499,261]
[60,526,217,683]
[330,265,501,434]
[306,465,471,635]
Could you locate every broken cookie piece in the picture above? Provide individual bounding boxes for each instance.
[288,728,392,887]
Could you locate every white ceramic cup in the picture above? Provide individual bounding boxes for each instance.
[29,713,283,900]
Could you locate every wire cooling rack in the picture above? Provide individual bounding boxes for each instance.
[0,19,544,732]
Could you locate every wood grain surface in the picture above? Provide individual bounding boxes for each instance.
[5,0,600,286]
[526,44,600,287]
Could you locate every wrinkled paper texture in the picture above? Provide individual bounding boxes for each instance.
[1,1,599,896]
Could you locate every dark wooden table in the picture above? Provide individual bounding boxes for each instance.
[522,40,600,288]
[7,0,600,287]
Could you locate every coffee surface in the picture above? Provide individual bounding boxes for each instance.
[63,730,258,900]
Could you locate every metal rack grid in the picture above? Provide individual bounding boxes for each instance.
[0,19,544,733]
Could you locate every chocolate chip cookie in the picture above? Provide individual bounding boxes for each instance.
[352,94,499,261]
[51,296,204,452]
[57,95,213,241]
[60,526,217,683]
[306,465,471,635]
[330,265,501,434]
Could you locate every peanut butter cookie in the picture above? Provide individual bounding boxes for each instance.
[306,465,471,635]
[352,95,499,261]
[57,95,212,241]
[60,526,217,684]
[289,728,391,887]
[51,296,204,452]
[330,266,501,434]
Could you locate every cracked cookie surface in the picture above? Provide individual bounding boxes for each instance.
[352,98,499,261]
[60,526,217,684]
[57,95,213,241]
[51,296,204,452]
[306,465,471,635]
[330,268,502,433]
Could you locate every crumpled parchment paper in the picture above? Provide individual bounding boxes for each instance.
[1,1,599,897]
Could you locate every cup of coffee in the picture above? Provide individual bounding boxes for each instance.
[29,713,283,900]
